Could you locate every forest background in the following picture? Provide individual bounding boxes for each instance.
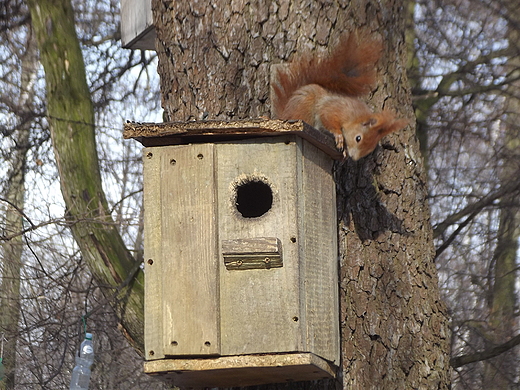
[0,0,519,389]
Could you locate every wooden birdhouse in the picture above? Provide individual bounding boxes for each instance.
[120,0,156,50]
[124,119,341,388]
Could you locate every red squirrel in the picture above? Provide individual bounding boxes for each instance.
[272,33,408,160]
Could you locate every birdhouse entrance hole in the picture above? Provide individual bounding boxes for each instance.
[234,177,273,218]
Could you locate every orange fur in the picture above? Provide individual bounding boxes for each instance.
[272,33,408,160]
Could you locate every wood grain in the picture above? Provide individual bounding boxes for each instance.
[158,144,220,356]
[143,146,165,360]
[216,137,302,356]
[123,118,343,160]
[143,352,336,387]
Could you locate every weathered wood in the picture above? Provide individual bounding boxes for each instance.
[216,137,302,356]
[141,128,340,385]
[143,353,336,388]
[147,144,221,356]
[120,0,155,49]
[143,146,165,360]
[162,143,220,356]
[123,119,343,160]
[298,141,340,363]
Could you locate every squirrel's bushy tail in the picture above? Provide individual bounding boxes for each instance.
[272,33,382,118]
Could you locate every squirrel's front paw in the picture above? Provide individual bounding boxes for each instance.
[334,133,346,155]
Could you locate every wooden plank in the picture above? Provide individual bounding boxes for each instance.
[216,137,303,356]
[123,119,343,160]
[144,353,336,388]
[158,144,220,356]
[298,140,340,364]
[120,0,155,50]
[143,147,165,360]
[222,237,281,255]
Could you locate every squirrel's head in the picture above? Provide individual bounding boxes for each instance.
[344,112,408,160]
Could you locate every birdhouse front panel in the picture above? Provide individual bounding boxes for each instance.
[216,138,303,356]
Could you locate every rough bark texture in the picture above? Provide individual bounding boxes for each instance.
[26,0,145,353]
[0,156,24,390]
[0,112,27,390]
[333,3,450,388]
[152,0,451,388]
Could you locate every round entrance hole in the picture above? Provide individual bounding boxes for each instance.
[235,179,273,218]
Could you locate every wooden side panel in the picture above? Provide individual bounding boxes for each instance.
[216,137,302,356]
[158,144,220,356]
[299,140,340,364]
[143,147,165,360]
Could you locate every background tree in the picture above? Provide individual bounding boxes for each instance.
[2,0,518,388]
[411,0,520,388]
[26,0,145,350]
[152,0,451,388]
[0,0,165,388]
[0,26,36,390]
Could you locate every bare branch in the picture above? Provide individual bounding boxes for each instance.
[433,176,520,239]
[451,333,520,368]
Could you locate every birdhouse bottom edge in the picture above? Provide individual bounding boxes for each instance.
[143,352,337,388]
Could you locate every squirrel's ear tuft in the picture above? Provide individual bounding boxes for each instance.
[371,111,408,137]
[362,117,377,127]
[379,118,408,137]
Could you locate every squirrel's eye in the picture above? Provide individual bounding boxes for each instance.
[355,135,362,143]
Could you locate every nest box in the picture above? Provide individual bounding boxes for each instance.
[124,119,341,388]
[120,0,156,50]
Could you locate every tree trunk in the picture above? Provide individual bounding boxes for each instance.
[26,0,145,353]
[483,5,520,386]
[404,0,429,168]
[0,29,38,390]
[152,0,451,388]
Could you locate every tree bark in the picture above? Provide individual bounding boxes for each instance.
[152,0,451,388]
[26,0,145,353]
[0,92,26,390]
